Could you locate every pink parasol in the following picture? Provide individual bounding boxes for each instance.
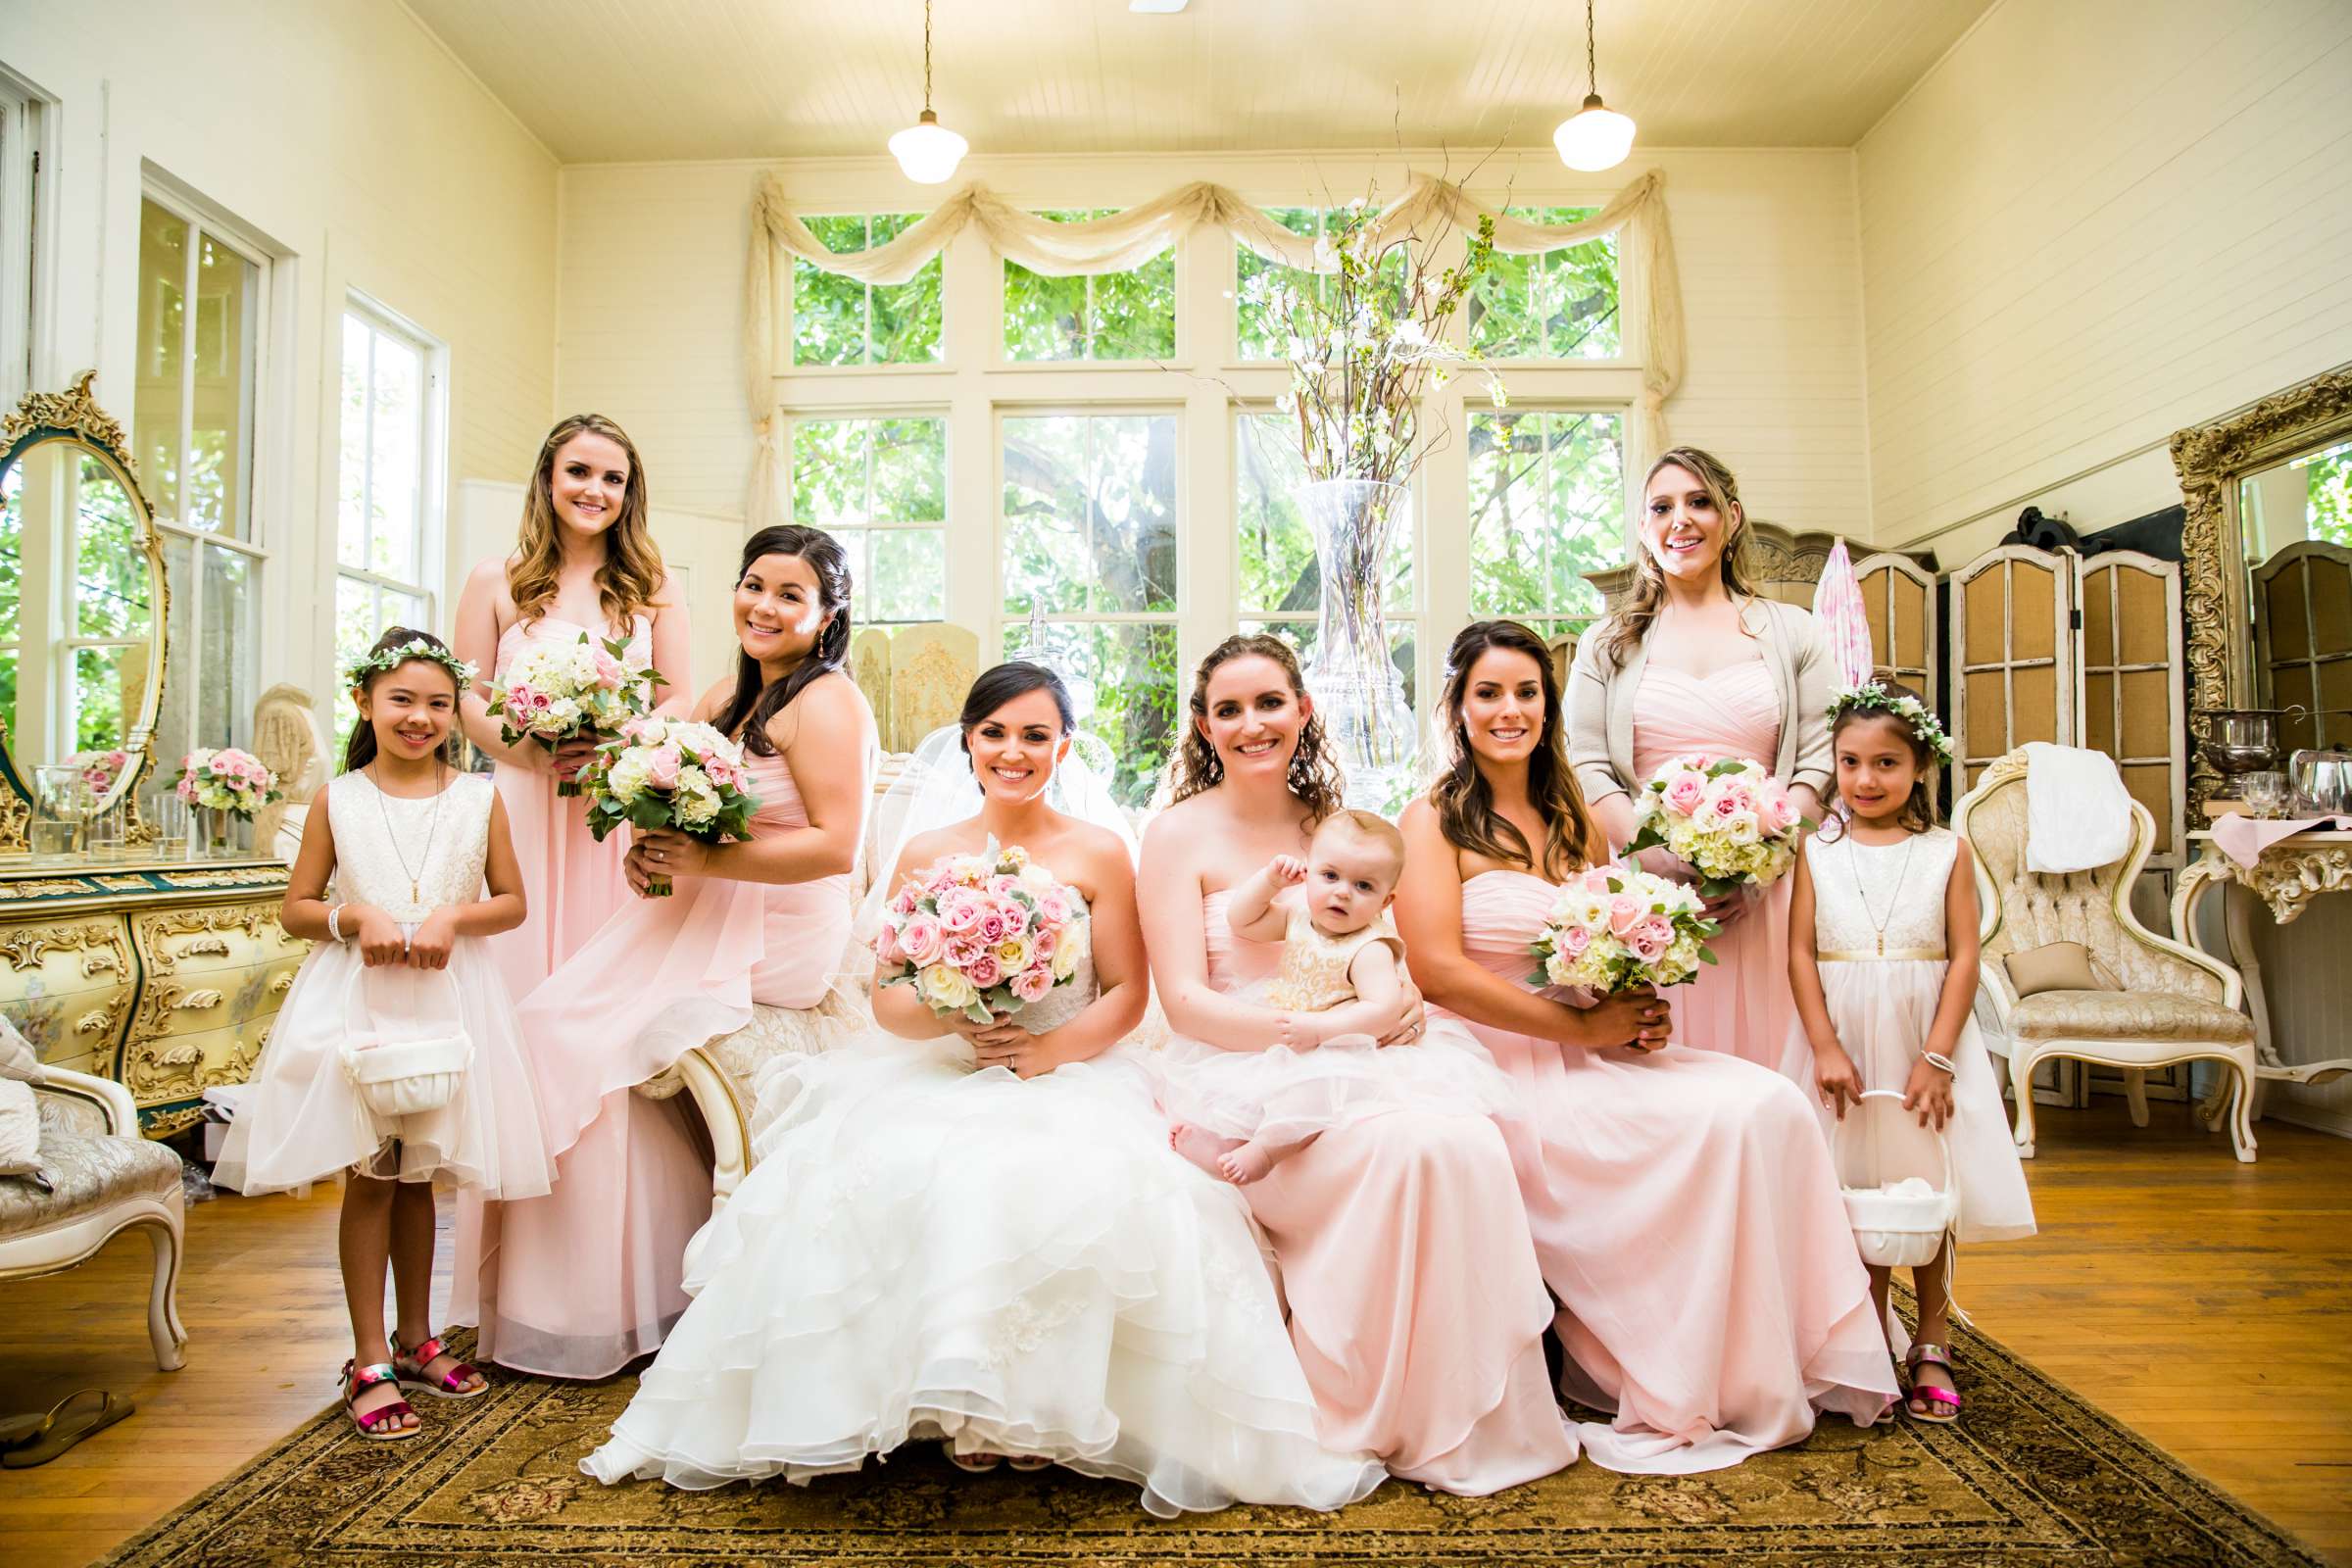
[1813,540,1876,694]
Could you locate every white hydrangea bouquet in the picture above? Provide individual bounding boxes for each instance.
[1529,865,1718,994]
[574,715,760,897]
[873,842,1090,1027]
[174,747,282,817]
[486,631,666,796]
[1621,754,1810,899]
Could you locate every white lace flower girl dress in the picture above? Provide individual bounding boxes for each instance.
[1788,827,2034,1244]
[214,772,553,1201]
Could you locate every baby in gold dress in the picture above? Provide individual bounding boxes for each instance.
[1165,811,1515,1184]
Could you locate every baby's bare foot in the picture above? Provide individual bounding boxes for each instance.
[1218,1143,1275,1185]
[1170,1123,1242,1181]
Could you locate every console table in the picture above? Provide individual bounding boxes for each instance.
[0,854,307,1137]
[2171,826,2352,1119]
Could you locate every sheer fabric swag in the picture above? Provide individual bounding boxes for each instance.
[743,169,1683,526]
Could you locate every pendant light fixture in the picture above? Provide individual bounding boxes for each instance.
[888,0,968,184]
[1553,0,1637,172]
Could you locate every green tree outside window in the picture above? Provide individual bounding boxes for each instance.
[1004,212,1177,362]
[1467,207,1620,361]
[794,214,944,367]
[793,416,948,624]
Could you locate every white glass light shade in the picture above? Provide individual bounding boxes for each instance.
[1553,94,1636,172]
[889,111,968,185]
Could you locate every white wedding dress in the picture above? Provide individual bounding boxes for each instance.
[581,889,1386,1517]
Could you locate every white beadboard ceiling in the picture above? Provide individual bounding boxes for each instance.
[404,0,1996,165]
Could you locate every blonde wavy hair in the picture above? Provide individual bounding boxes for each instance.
[508,414,666,630]
[1601,445,1761,669]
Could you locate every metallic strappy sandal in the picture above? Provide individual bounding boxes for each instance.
[391,1333,488,1400]
[340,1360,419,1441]
[1904,1341,1962,1424]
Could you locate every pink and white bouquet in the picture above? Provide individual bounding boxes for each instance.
[1529,865,1718,994]
[73,749,132,797]
[487,632,666,795]
[874,842,1090,1027]
[174,748,282,818]
[1622,754,1808,899]
[575,715,760,897]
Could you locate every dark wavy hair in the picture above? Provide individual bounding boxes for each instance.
[959,662,1075,756]
[1822,678,1940,840]
[1431,620,1594,877]
[710,525,853,757]
[342,627,464,774]
[1169,633,1345,823]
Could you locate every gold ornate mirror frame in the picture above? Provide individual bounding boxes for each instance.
[0,371,172,851]
[2169,364,2352,815]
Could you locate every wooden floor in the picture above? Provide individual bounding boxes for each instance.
[2,1099,2348,1568]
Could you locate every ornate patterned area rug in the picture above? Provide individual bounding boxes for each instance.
[95,1327,2321,1567]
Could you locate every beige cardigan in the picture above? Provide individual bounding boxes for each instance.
[1566,596,1835,807]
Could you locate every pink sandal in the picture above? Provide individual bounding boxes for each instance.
[340,1360,419,1441]
[1904,1342,1962,1424]
[391,1333,488,1400]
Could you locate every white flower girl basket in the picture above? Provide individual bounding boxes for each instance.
[338,963,473,1121]
[1834,1088,1957,1269]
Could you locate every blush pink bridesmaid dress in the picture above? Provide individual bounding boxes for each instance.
[1443,869,1897,1473]
[452,750,855,1377]
[485,611,655,1001]
[1168,892,1580,1495]
[1630,661,1799,1069]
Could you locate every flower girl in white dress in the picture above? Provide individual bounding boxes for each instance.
[1787,683,2034,1428]
[1164,809,1514,1186]
[216,629,550,1441]
[583,663,1383,1516]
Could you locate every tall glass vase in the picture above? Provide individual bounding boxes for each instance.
[1295,478,1416,810]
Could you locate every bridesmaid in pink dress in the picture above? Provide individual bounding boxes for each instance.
[1138,634,1579,1495]
[451,414,693,1001]
[456,525,873,1376]
[1403,620,1896,1473]
[1565,447,1834,1069]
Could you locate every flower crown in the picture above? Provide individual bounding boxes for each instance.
[1826,682,1954,764]
[344,637,478,689]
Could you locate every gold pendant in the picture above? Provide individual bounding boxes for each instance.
[1877,934,1885,956]
[412,880,420,905]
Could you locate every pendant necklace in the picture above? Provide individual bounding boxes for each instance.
[372,760,447,907]
[1847,833,1917,956]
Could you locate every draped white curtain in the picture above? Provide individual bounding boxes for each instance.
[742,169,1683,529]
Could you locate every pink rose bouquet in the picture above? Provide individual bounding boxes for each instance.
[574,715,760,897]
[1529,865,1718,994]
[486,631,667,795]
[73,749,132,796]
[174,747,282,818]
[1622,754,1809,898]
[874,842,1090,1026]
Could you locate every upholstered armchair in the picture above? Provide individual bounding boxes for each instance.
[1953,751,2257,1162]
[0,1066,188,1369]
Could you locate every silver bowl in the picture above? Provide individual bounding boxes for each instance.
[2199,709,2286,776]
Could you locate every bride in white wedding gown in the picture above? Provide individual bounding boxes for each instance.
[582,662,1384,1517]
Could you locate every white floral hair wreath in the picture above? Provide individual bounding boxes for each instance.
[1826,681,1954,764]
[344,637,478,689]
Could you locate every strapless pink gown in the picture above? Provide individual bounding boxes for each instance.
[1443,870,1896,1472]
[1631,661,1798,1069]
[452,752,855,1377]
[486,612,655,1001]
[1174,892,1578,1494]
